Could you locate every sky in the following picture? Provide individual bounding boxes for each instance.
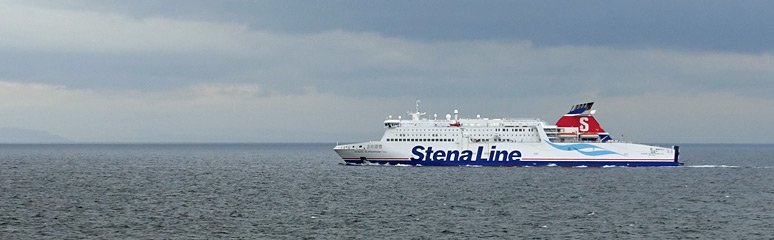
[1,0,773,143]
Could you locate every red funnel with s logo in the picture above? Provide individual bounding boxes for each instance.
[555,102,612,141]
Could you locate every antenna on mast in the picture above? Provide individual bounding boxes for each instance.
[408,99,426,120]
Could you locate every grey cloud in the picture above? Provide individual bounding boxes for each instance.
[2,2,774,143]
[16,0,774,53]
[4,2,773,99]
[3,23,774,100]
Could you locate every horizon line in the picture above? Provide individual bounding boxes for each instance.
[0,142,773,145]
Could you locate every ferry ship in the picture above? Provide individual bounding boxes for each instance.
[334,101,681,167]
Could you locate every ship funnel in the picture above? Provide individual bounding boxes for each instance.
[555,102,611,142]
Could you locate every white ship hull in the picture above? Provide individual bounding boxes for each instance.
[334,102,682,167]
[335,141,680,167]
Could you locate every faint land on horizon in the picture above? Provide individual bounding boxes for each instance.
[0,127,70,143]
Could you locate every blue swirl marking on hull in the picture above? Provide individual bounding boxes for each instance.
[545,141,619,156]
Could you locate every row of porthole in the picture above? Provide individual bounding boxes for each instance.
[396,129,459,132]
[386,138,454,142]
[397,134,458,137]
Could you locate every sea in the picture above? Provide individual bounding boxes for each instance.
[1,143,773,239]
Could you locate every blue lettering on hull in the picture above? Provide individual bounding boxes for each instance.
[410,145,522,162]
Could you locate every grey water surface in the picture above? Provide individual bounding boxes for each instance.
[1,143,773,239]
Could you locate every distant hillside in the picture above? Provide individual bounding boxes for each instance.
[0,128,70,143]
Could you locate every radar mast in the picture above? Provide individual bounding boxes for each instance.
[408,100,426,120]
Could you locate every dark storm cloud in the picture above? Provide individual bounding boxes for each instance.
[25,0,774,53]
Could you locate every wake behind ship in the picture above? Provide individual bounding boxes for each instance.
[334,102,681,167]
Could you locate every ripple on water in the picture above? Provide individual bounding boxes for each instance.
[1,143,773,238]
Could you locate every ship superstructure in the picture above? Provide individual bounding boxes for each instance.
[334,101,681,167]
